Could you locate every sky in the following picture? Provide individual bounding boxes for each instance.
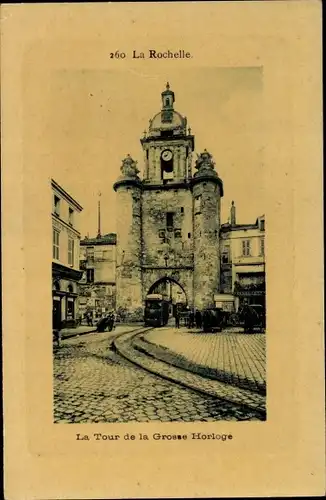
[48,67,265,238]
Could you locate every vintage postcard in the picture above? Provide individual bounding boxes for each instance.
[2,1,324,498]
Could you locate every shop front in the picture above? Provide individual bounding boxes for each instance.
[234,274,266,315]
[52,262,83,329]
[214,293,235,312]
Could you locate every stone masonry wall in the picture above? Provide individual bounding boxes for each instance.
[193,181,221,309]
[141,187,194,304]
[142,188,193,268]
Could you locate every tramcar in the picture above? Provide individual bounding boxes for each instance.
[144,294,170,327]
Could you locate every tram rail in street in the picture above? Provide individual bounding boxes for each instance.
[112,327,266,420]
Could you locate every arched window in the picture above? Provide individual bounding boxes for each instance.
[67,284,74,293]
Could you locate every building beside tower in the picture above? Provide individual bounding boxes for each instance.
[79,234,117,321]
[113,83,224,318]
[52,179,83,329]
[78,195,116,322]
[218,206,265,314]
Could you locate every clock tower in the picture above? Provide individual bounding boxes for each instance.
[114,83,223,318]
[140,83,196,308]
[141,82,194,184]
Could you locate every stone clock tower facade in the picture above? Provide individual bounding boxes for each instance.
[114,83,224,316]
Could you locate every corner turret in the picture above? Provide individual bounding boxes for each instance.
[192,149,223,309]
[113,154,142,191]
[191,149,224,195]
[114,154,143,315]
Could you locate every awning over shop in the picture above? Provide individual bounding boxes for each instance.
[52,262,83,282]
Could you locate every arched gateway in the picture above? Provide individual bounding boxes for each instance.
[113,83,223,317]
[142,268,193,310]
[147,277,187,306]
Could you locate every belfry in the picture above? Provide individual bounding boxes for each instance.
[114,83,224,316]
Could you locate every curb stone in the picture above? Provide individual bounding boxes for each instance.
[135,335,266,395]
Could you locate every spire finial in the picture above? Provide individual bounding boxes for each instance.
[97,191,102,238]
[230,200,236,226]
[166,81,170,90]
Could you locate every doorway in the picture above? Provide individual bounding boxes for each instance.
[53,297,62,330]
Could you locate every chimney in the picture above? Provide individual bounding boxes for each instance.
[230,201,236,226]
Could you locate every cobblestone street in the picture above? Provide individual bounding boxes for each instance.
[53,328,262,423]
[143,327,266,393]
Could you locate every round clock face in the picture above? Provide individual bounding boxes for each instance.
[161,149,173,162]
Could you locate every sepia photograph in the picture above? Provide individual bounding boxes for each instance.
[3,2,323,498]
[51,69,266,424]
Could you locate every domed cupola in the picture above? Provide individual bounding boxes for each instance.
[113,154,142,191]
[191,149,224,195]
[147,82,187,138]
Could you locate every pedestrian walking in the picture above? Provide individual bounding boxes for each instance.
[195,310,202,329]
[189,310,195,329]
[86,312,93,327]
[53,329,62,348]
[108,310,115,331]
[240,302,254,333]
[175,312,180,329]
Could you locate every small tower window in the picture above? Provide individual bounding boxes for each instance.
[160,129,173,137]
[166,212,174,230]
[180,207,184,214]
[86,269,94,283]
[194,195,202,214]
[222,248,230,264]
[188,233,191,239]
